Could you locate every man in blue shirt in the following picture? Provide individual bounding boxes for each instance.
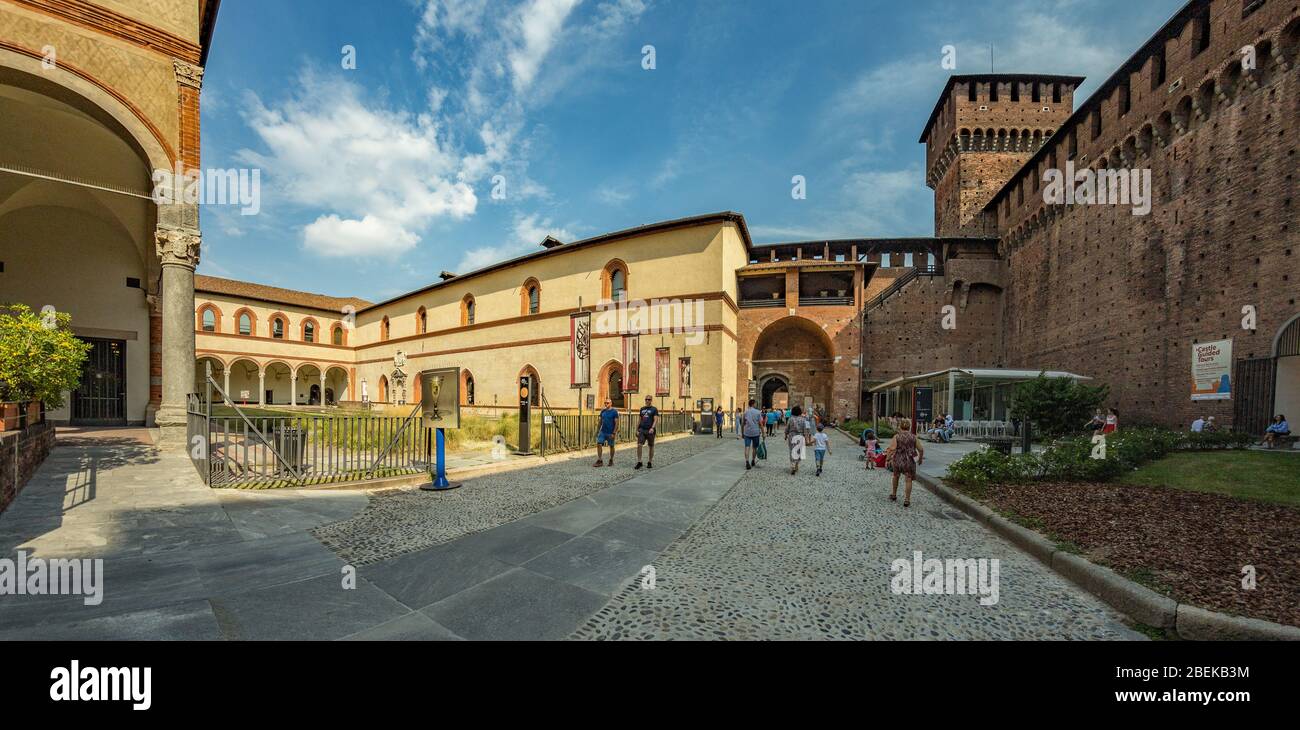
[634,395,659,469]
[593,398,618,467]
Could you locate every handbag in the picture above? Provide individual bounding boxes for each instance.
[756,437,767,460]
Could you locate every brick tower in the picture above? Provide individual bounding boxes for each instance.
[921,74,1083,237]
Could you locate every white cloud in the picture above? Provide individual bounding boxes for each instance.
[505,0,583,92]
[237,71,477,258]
[455,212,575,271]
[304,215,421,257]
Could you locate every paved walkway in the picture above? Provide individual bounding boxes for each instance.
[574,430,1142,640]
[0,429,1141,640]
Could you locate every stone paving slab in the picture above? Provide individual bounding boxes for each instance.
[208,574,409,641]
[421,568,608,641]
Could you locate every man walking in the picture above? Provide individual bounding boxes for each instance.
[714,405,725,438]
[593,398,618,467]
[742,399,763,469]
[634,394,659,469]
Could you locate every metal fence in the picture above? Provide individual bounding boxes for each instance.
[187,371,430,489]
[185,375,697,487]
[538,409,694,455]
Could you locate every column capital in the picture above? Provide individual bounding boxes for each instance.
[155,226,201,269]
[173,60,205,89]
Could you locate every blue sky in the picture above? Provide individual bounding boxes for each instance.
[198,0,1185,302]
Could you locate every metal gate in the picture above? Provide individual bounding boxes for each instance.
[72,338,126,425]
[1233,356,1275,436]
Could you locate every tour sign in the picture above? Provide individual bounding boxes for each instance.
[420,367,460,429]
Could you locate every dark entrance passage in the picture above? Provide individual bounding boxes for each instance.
[760,376,789,409]
[609,368,625,408]
[72,338,126,425]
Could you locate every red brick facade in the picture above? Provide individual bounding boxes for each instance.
[773,1,1300,430]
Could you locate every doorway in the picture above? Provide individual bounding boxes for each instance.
[72,338,127,425]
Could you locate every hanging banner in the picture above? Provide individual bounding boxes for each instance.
[678,357,692,398]
[655,347,671,396]
[622,334,640,393]
[1191,338,1232,400]
[570,311,592,388]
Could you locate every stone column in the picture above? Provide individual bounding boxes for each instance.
[153,226,200,444]
[319,373,326,405]
[223,370,231,405]
[290,375,297,407]
[258,372,266,406]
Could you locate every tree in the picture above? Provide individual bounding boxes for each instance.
[0,304,91,408]
[1010,373,1109,439]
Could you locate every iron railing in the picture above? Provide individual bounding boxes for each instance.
[538,409,695,455]
[187,369,431,488]
[863,264,944,314]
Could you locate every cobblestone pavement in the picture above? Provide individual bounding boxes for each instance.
[312,434,721,565]
[573,431,1144,640]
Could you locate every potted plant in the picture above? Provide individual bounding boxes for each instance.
[0,304,91,426]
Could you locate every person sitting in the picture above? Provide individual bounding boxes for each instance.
[1204,416,1218,433]
[1085,412,1104,432]
[1190,415,1206,433]
[926,417,950,443]
[1263,414,1291,448]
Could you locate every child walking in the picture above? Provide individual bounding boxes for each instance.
[812,423,831,476]
[863,430,880,470]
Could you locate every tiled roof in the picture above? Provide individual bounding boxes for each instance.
[195,275,371,312]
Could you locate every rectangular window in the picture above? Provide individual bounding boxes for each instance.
[1052,83,1062,104]
[1010,83,1019,102]
[1119,82,1131,116]
[967,83,977,102]
[989,83,998,102]
[1092,110,1102,140]
[1068,131,1078,159]
[1032,83,1041,103]
[1152,50,1166,89]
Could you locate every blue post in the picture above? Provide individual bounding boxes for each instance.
[422,426,460,491]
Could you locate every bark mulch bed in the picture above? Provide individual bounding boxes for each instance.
[955,481,1300,628]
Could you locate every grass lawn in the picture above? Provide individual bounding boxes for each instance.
[1120,450,1300,507]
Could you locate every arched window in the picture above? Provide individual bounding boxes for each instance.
[381,316,391,341]
[602,260,629,302]
[461,295,476,326]
[271,317,285,339]
[462,370,476,405]
[521,278,541,315]
[202,309,216,332]
[417,307,428,334]
[303,319,317,342]
[378,375,389,403]
[520,366,541,407]
[332,324,345,346]
[238,312,252,336]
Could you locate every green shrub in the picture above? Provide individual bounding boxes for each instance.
[1010,374,1110,439]
[0,303,91,408]
[842,419,894,440]
[945,426,1252,486]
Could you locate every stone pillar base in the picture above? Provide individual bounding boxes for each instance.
[154,406,189,449]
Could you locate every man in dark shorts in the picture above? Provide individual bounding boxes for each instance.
[634,395,659,469]
[593,398,618,467]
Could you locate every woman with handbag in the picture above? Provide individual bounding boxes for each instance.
[884,418,924,507]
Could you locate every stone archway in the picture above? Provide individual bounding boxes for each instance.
[751,316,835,416]
[0,50,199,434]
[759,374,790,410]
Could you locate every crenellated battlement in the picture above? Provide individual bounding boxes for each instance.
[921,74,1082,237]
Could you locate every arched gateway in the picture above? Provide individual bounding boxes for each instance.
[751,316,835,416]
